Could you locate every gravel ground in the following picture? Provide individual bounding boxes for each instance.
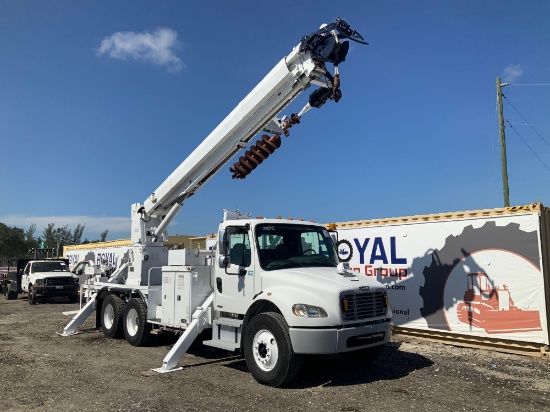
[1,296,549,412]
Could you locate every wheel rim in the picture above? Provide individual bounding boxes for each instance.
[103,304,115,329]
[252,329,279,371]
[126,308,139,337]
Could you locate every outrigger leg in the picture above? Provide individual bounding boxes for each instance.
[152,293,213,373]
[57,292,100,336]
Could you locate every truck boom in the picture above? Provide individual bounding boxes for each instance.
[133,18,368,245]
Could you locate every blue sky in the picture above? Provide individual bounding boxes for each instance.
[1,1,549,241]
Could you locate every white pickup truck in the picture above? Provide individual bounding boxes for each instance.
[17,259,80,304]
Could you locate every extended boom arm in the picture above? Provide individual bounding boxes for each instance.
[131,19,367,244]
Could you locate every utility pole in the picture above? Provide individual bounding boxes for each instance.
[496,76,510,207]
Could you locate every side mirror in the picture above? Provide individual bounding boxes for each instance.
[329,227,338,246]
[218,255,228,269]
[218,228,227,255]
[218,228,228,268]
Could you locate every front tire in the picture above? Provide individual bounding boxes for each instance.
[244,312,301,387]
[102,294,125,339]
[123,297,152,346]
[28,285,37,305]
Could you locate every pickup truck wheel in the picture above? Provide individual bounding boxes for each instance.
[68,293,79,304]
[28,286,37,305]
[340,345,385,364]
[244,312,301,387]
[123,297,152,346]
[101,294,125,339]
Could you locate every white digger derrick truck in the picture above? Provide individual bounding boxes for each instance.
[60,19,392,387]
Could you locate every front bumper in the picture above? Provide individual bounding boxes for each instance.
[34,285,78,297]
[289,319,391,354]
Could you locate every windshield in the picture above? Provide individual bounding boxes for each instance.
[31,261,70,273]
[255,223,338,271]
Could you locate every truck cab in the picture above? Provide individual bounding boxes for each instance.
[211,213,391,375]
[21,260,79,304]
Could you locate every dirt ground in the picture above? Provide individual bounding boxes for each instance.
[1,296,549,412]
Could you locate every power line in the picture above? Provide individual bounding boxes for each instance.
[506,120,550,173]
[509,122,550,127]
[502,94,550,147]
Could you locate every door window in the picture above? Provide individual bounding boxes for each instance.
[228,227,251,267]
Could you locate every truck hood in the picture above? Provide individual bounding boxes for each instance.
[31,271,75,278]
[261,266,387,327]
[262,266,384,294]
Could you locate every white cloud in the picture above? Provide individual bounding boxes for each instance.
[0,215,130,239]
[502,64,524,83]
[97,27,184,73]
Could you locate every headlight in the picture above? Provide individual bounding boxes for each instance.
[35,279,44,285]
[73,278,79,284]
[292,304,328,318]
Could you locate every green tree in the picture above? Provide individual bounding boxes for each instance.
[72,224,85,245]
[0,223,28,265]
[25,223,36,242]
[42,223,57,249]
[53,225,73,256]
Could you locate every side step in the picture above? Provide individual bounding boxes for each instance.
[203,317,243,351]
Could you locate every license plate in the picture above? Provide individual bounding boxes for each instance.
[56,286,63,289]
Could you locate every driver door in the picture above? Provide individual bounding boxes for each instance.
[214,226,257,314]
[21,263,31,292]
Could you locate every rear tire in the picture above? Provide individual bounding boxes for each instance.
[244,312,301,387]
[5,284,16,300]
[101,294,125,339]
[28,286,37,305]
[123,297,152,346]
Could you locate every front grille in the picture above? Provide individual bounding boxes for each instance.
[341,290,386,321]
[45,277,73,286]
